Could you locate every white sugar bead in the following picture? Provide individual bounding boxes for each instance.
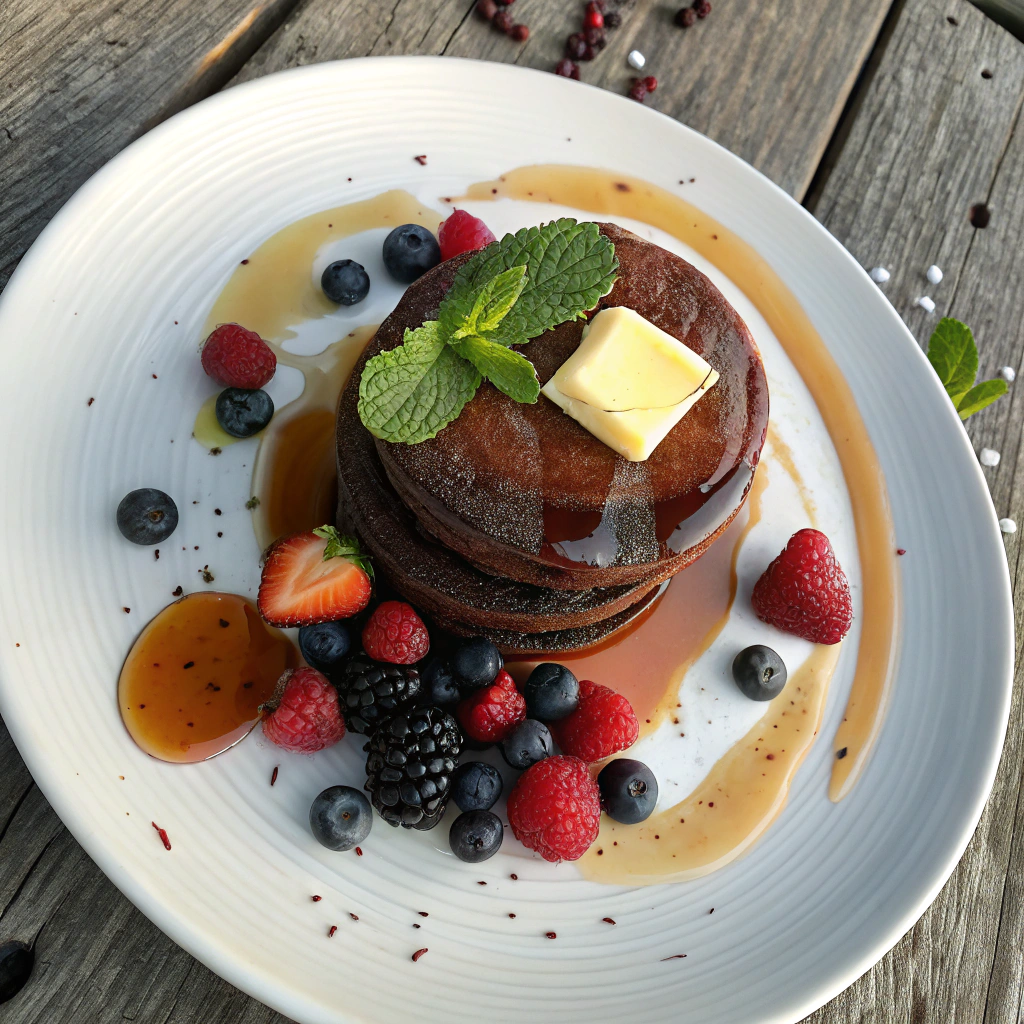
[980,448,1001,467]
[869,266,890,283]
[1000,366,1016,382]
[916,295,936,313]
[999,518,1017,534]
[628,50,646,70]
[926,264,943,284]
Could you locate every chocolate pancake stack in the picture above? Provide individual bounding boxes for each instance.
[336,223,769,655]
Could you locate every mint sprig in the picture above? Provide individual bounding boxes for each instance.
[926,317,1007,420]
[358,219,618,443]
[312,525,374,578]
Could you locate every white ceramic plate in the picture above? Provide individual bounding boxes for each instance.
[0,58,1013,1024]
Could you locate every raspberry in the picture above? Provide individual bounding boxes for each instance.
[201,323,277,389]
[507,756,600,862]
[555,59,581,80]
[751,528,853,645]
[457,669,526,743]
[550,680,638,762]
[361,601,430,665]
[261,667,345,753]
[628,79,648,103]
[438,210,497,262]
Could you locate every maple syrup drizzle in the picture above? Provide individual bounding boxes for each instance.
[460,166,899,804]
[119,592,298,763]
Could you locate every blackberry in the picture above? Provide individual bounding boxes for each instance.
[365,706,462,829]
[336,654,422,734]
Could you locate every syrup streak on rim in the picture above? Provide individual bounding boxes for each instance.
[458,165,901,803]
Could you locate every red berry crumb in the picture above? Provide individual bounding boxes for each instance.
[584,8,604,29]
[361,600,430,665]
[751,528,853,645]
[438,210,497,261]
[201,323,277,390]
[457,669,526,743]
[493,9,514,32]
[550,679,639,762]
[644,76,658,92]
[694,0,712,17]
[510,23,529,41]
[262,666,345,753]
[675,7,697,26]
[507,755,601,862]
[555,58,581,80]
[475,0,497,19]
[628,79,648,103]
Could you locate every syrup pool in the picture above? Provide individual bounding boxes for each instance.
[119,592,298,763]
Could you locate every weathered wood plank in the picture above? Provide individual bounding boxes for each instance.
[803,0,1024,1018]
[232,0,894,200]
[0,0,301,290]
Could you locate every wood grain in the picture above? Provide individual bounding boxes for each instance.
[0,0,301,290]
[233,0,894,199]
[804,0,1024,1017]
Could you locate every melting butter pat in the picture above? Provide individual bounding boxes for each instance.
[541,307,719,461]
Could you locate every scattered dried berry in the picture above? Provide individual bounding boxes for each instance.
[555,58,581,79]
[675,7,697,27]
[151,822,172,850]
[585,8,603,29]
[493,9,514,32]
[328,925,337,937]
[412,948,429,962]
[604,10,621,27]
[628,78,648,102]
[584,25,606,47]
[510,23,529,41]
[270,765,279,786]
[644,75,658,91]
[476,0,498,19]
[693,0,712,17]
[565,32,587,60]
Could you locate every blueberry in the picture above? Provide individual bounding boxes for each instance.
[501,719,553,770]
[451,760,503,812]
[116,488,178,545]
[449,809,503,863]
[309,786,373,852]
[732,645,787,701]
[422,656,460,706]
[298,621,352,673]
[215,387,274,438]
[522,663,579,721]
[321,259,370,305]
[382,224,441,284]
[0,940,33,1004]
[597,759,658,824]
[450,637,503,691]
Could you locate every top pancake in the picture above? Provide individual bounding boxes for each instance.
[370,222,769,590]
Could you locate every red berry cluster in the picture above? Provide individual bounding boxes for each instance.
[675,0,712,28]
[554,1,623,81]
[476,0,529,42]
[628,75,658,104]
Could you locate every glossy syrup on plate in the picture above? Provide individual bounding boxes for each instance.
[460,165,900,804]
[119,592,298,763]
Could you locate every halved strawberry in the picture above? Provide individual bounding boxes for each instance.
[258,526,372,627]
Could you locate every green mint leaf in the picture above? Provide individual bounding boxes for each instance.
[956,378,1008,420]
[451,335,541,404]
[439,219,618,345]
[358,321,481,443]
[312,525,374,577]
[452,265,528,340]
[927,318,979,405]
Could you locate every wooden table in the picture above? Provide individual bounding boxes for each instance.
[2,0,1023,1020]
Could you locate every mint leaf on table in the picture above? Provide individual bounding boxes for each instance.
[312,525,374,577]
[926,317,1008,420]
[358,218,619,443]
[450,335,541,404]
[955,379,1008,420]
[452,265,528,340]
[358,321,481,443]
